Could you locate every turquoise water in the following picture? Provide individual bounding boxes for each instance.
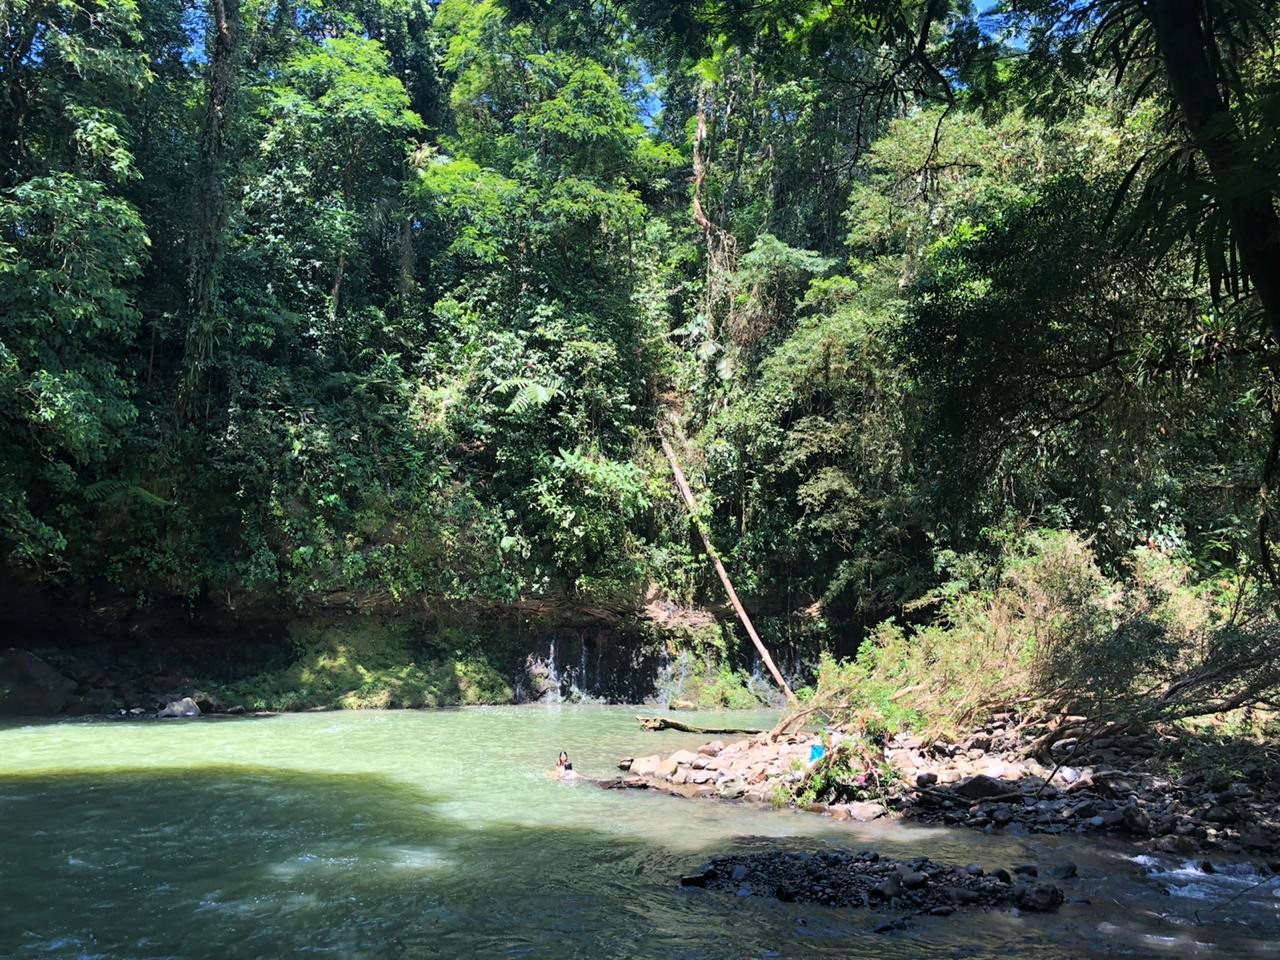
[2,707,1278,958]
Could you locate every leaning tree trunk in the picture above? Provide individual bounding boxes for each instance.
[659,436,799,707]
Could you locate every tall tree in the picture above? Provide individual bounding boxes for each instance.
[181,0,243,416]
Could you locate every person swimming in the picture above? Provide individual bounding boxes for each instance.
[553,750,576,779]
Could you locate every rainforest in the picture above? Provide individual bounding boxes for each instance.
[2,2,1280,956]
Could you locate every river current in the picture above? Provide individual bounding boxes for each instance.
[1,706,1277,959]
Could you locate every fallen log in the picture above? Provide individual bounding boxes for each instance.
[636,714,764,735]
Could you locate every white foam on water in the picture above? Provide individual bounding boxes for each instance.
[381,844,454,871]
[1129,853,1280,910]
[267,852,361,880]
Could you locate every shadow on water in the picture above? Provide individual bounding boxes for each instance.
[2,763,1279,959]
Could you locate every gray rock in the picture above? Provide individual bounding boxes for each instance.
[1015,882,1064,912]
[629,755,661,777]
[954,774,1012,801]
[718,780,746,800]
[872,876,901,899]
[158,696,202,719]
[189,690,221,714]
[1122,806,1152,835]
[0,649,75,715]
[1206,805,1240,824]
[916,771,938,788]
[840,801,887,822]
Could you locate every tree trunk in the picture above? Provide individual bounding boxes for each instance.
[180,0,241,415]
[659,436,799,707]
[398,210,415,303]
[328,251,346,323]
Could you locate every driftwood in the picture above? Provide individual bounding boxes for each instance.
[635,715,764,735]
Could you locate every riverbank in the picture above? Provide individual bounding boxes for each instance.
[619,716,1280,862]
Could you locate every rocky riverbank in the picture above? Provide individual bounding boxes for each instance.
[621,716,1280,861]
[680,849,1070,929]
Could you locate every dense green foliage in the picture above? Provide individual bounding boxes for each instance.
[2,0,1278,713]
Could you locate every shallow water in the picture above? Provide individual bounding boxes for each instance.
[1,706,1277,959]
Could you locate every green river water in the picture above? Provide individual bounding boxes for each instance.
[2,706,1278,959]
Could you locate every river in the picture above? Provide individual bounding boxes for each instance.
[1,706,1277,959]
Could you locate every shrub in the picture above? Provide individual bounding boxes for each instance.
[804,530,1280,740]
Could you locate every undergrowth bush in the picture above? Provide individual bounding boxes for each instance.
[808,530,1279,738]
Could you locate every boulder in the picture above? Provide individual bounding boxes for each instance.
[0,649,75,715]
[1122,805,1152,835]
[1206,804,1241,824]
[954,775,1012,801]
[189,690,222,714]
[1014,882,1064,912]
[1072,800,1098,819]
[718,780,746,800]
[1094,773,1137,800]
[629,755,661,777]
[901,871,927,890]
[69,687,117,715]
[158,696,202,719]
[843,801,887,822]
[656,758,680,780]
[871,876,901,899]
[668,749,700,766]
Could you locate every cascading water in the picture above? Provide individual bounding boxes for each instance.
[545,639,562,702]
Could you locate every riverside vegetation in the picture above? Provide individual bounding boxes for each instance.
[2,0,1280,849]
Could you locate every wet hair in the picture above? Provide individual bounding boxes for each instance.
[558,750,569,764]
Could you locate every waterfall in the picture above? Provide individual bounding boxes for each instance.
[545,639,562,702]
[654,645,673,707]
